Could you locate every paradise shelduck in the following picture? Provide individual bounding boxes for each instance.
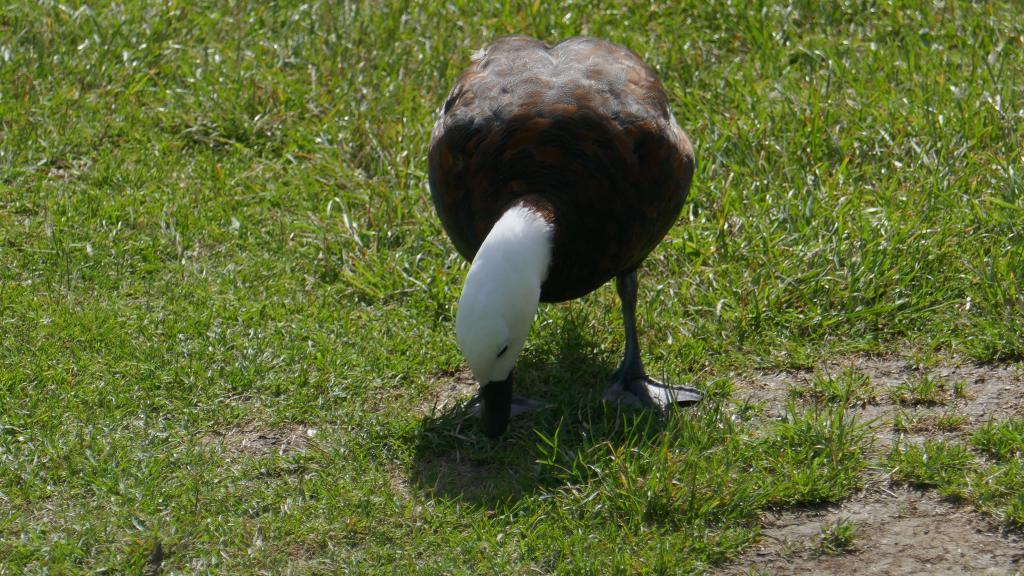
[428,35,703,437]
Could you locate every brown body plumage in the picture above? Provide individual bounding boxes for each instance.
[428,36,694,302]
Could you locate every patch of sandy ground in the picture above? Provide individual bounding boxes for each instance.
[720,485,1023,575]
[723,356,1024,575]
[200,423,315,457]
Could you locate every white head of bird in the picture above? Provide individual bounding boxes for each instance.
[455,205,554,386]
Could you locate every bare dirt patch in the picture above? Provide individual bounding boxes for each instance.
[201,423,314,457]
[420,367,478,415]
[736,356,1024,446]
[720,485,1024,575]
[724,356,1024,575]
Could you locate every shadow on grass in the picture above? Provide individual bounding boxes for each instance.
[408,313,675,507]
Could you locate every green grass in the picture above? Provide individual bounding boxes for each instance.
[1,0,1023,573]
[889,374,948,406]
[818,517,857,556]
[892,408,968,433]
[973,418,1024,461]
[788,367,877,406]
[889,418,1024,526]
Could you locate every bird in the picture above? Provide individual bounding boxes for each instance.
[428,35,703,438]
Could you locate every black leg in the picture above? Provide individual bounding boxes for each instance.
[604,270,703,408]
[614,270,643,379]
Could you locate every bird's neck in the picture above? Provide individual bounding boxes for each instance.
[454,205,553,385]
[471,205,553,288]
[459,205,554,328]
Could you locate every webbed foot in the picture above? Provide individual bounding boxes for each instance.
[603,374,703,409]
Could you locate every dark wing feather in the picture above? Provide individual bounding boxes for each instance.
[429,36,693,302]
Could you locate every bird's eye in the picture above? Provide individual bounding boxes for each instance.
[496,345,509,358]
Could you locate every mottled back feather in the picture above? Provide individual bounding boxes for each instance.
[429,36,694,302]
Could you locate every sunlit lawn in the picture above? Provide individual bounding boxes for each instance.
[1,1,1022,573]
